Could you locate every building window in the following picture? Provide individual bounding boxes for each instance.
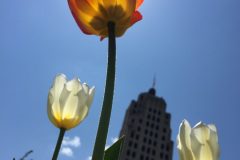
[157,118,160,122]
[148,108,152,112]
[134,142,138,149]
[136,134,139,140]
[140,155,144,160]
[128,141,132,147]
[161,144,165,149]
[144,129,148,135]
[152,150,156,156]
[150,123,154,129]
[152,116,155,121]
[153,141,157,146]
[165,155,169,160]
[163,128,167,133]
[146,121,150,126]
[160,152,163,158]
[131,118,135,123]
[147,147,150,154]
[137,126,141,131]
[154,133,158,138]
[139,118,143,123]
[126,150,130,156]
[153,109,157,114]
[162,136,166,141]
[147,114,151,119]
[158,111,161,115]
[131,132,134,138]
[143,137,147,143]
[141,146,145,151]
[148,139,152,145]
[165,114,170,120]
[150,131,153,137]
[166,145,170,151]
[132,151,136,158]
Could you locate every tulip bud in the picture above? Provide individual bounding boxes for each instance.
[47,74,95,130]
[177,120,220,160]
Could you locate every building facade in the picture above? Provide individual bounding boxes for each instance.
[119,88,173,160]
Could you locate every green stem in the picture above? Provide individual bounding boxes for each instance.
[92,21,116,160]
[52,128,66,160]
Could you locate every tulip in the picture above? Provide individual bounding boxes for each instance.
[48,74,95,130]
[68,0,144,39]
[177,120,220,160]
[48,74,95,160]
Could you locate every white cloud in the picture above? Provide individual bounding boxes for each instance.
[62,136,81,148]
[87,156,92,160]
[61,147,73,157]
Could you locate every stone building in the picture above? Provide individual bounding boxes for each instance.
[119,88,173,160]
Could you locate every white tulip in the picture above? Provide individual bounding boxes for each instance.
[47,74,95,130]
[177,120,220,160]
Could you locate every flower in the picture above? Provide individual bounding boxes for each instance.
[68,0,144,39]
[47,74,95,130]
[177,120,220,160]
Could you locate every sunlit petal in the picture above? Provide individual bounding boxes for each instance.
[47,74,95,130]
[68,0,144,38]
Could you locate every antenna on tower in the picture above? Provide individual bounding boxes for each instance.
[152,74,156,88]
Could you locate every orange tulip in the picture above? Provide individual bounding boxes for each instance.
[68,0,143,39]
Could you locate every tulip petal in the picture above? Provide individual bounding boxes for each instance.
[116,0,136,18]
[52,74,67,98]
[76,105,89,123]
[191,122,213,160]
[192,122,210,145]
[130,11,142,25]
[66,78,81,93]
[87,87,95,107]
[136,0,144,10]
[178,120,195,160]
[68,0,98,35]
[208,125,220,160]
[75,0,98,16]
[103,0,117,9]
[48,74,67,126]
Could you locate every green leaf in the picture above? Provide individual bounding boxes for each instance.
[104,136,125,160]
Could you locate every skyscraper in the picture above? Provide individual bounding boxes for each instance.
[119,88,173,160]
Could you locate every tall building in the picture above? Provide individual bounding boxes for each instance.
[119,88,173,160]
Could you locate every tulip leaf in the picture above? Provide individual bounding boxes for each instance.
[104,136,125,160]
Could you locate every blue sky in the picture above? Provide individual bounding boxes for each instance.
[0,0,240,159]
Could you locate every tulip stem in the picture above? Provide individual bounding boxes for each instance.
[52,128,66,160]
[92,21,116,160]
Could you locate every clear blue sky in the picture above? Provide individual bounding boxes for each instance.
[0,0,239,159]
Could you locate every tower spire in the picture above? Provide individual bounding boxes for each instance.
[149,74,156,95]
[152,74,156,88]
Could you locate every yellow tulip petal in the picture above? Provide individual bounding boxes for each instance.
[62,94,79,120]
[103,0,117,10]
[115,0,136,19]
[75,0,97,16]
[68,0,98,34]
